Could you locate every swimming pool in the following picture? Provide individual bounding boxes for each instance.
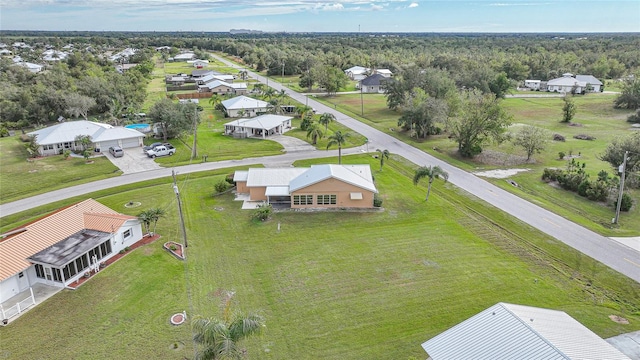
[125,123,151,133]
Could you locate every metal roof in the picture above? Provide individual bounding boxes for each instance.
[0,199,136,281]
[222,95,269,110]
[289,164,377,193]
[233,171,248,182]
[224,114,292,131]
[245,168,308,187]
[360,74,387,86]
[575,75,603,85]
[265,186,290,196]
[28,120,143,146]
[421,303,631,360]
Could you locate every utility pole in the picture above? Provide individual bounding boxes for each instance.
[360,84,364,116]
[614,151,629,225]
[173,170,189,248]
[190,105,198,160]
[281,61,285,84]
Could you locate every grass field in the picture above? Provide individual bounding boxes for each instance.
[313,93,640,235]
[0,136,121,204]
[1,155,639,359]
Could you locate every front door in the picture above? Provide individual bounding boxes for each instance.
[44,267,53,282]
[17,271,29,291]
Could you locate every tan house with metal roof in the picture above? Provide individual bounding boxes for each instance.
[234,164,378,209]
[0,199,142,322]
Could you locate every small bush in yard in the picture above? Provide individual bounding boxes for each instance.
[214,180,229,194]
[225,173,235,184]
[252,204,272,221]
[558,151,565,160]
[615,193,633,212]
[574,134,596,140]
[553,134,566,142]
[373,194,383,207]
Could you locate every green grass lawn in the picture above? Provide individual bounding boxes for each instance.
[314,93,640,235]
[1,155,639,359]
[0,137,121,204]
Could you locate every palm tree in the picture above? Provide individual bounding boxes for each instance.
[376,149,390,171]
[237,109,250,118]
[326,130,351,164]
[192,293,265,360]
[413,165,449,202]
[306,122,324,145]
[319,112,335,131]
[208,94,222,108]
[149,207,166,235]
[263,87,276,101]
[137,209,154,235]
[296,105,313,119]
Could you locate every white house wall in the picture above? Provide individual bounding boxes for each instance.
[0,275,20,303]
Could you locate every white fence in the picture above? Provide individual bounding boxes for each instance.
[1,288,35,322]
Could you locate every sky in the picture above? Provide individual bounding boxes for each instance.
[0,0,639,33]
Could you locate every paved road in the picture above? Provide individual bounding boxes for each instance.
[2,57,639,284]
[221,56,640,283]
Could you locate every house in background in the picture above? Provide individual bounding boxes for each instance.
[373,69,393,78]
[345,66,370,81]
[421,302,631,360]
[523,79,541,90]
[0,199,143,323]
[28,120,145,156]
[172,52,195,61]
[224,114,292,138]
[357,74,388,93]
[221,95,269,117]
[187,59,209,68]
[576,74,604,92]
[547,73,587,94]
[199,80,247,95]
[234,164,378,209]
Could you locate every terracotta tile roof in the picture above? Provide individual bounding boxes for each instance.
[0,199,135,282]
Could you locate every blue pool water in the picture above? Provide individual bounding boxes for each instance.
[125,123,150,130]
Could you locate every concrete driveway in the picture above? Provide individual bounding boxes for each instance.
[106,148,162,174]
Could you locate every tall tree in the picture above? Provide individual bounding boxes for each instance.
[614,76,640,109]
[448,90,512,157]
[319,112,335,131]
[326,130,351,164]
[512,125,549,161]
[413,165,449,202]
[65,92,96,120]
[561,95,577,123]
[148,98,197,141]
[376,148,390,171]
[397,88,448,138]
[599,132,640,177]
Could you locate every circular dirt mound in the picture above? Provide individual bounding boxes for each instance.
[170,312,186,326]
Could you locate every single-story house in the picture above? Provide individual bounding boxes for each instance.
[115,63,138,74]
[42,50,68,62]
[421,302,630,360]
[0,49,12,56]
[224,114,292,138]
[167,76,186,86]
[28,120,145,156]
[576,74,603,92]
[173,52,195,61]
[15,62,43,73]
[199,80,247,95]
[221,95,269,117]
[547,73,586,94]
[357,74,388,93]
[373,69,393,78]
[191,69,214,78]
[345,66,370,81]
[0,199,143,320]
[234,164,378,209]
[187,59,209,68]
[523,79,541,90]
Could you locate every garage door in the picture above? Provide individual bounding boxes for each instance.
[96,140,119,152]
[121,137,141,149]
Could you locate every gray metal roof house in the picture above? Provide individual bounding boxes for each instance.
[421,302,630,360]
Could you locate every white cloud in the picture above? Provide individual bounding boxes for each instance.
[409,2,418,8]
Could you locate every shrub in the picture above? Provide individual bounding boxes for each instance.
[252,204,272,221]
[63,150,71,159]
[124,246,130,251]
[214,180,229,194]
[558,151,565,160]
[373,194,383,207]
[574,134,596,140]
[225,173,235,184]
[627,109,640,123]
[615,193,633,212]
[542,168,563,182]
[553,134,566,142]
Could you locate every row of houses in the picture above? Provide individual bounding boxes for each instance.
[524,73,603,93]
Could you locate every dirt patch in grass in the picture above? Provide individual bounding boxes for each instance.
[473,150,532,166]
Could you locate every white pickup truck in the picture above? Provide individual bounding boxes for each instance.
[146,144,176,158]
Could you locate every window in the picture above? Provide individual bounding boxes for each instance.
[43,144,54,150]
[52,268,62,282]
[123,229,132,239]
[317,194,337,205]
[18,272,24,278]
[100,240,112,257]
[35,264,45,279]
[293,195,313,205]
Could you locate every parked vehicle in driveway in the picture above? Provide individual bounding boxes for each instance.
[142,142,163,153]
[109,146,124,158]
[146,144,176,158]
